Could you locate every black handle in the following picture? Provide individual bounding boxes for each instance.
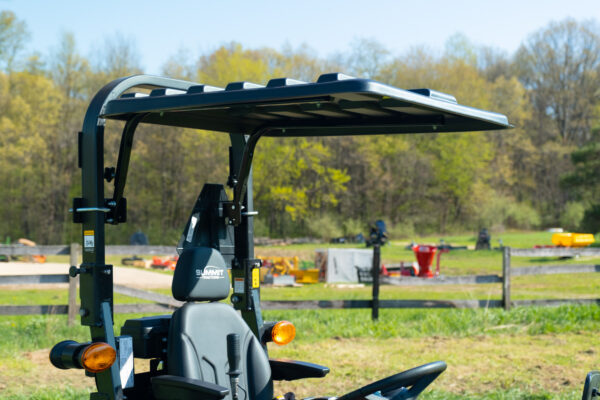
[227,334,241,376]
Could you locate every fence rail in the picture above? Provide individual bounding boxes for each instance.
[0,274,70,284]
[0,245,70,256]
[511,264,600,276]
[510,247,600,257]
[1,245,600,321]
[0,244,180,321]
[0,244,176,256]
[0,243,82,324]
[114,284,183,308]
[382,274,503,285]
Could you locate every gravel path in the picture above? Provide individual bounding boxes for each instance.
[0,262,172,289]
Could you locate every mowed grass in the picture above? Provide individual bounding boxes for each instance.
[3,231,600,399]
[44,231,600,276]
[259,273,600,301]
[3,270,598,306]
[1,304,599,399]
[270,333,596,398]
[0,288,154,305]
[255,230,600,275]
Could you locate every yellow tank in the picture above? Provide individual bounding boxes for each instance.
[257,256,319,283]
[551,232,595,247]
[289,269,320,284]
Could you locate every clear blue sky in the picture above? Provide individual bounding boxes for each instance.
[2,0,599,75]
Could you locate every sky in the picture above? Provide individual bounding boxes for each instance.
[2,0,600,75]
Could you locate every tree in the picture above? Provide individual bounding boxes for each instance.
[195,43,273,86]
[253,137,349,236]
[444,33,478,67]
[46,32,93,242]
[161,48,195,80]
[561,133,600,232]
[0,71,64,242]
[515,19,600,145]
[0,11,28,71]
[50,32,91,100]
[562,143,600,201]
[340,37,390,79]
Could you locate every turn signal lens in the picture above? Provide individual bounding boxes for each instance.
[80,342,116,373]
[271,320,295,345]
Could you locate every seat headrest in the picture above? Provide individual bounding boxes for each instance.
[172,247,230,302]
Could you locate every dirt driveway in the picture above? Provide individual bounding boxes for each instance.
[0,262,172,289]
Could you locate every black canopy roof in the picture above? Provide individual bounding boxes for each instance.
[101,73,511,136]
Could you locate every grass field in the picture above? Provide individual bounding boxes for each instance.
[2,230,600,399]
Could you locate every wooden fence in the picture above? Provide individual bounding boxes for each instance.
[1,245,599,322]
[0,243,81,325]
[0,243,181,323]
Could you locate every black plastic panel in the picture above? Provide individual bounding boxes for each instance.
[121,315,171,359]
[101,73,511,137]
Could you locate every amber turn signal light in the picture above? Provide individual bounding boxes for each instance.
[80,342,117,373]
[271,320,296,345]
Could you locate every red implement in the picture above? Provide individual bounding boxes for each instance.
[413,245,437,278]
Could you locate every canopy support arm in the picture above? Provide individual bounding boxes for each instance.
[227,131,269,337]
[223,128,271,226]
[78,75,198,400]
[109,113,148,213]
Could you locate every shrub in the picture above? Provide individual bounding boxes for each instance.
[581,204,600,234]
[341,218,365,237]
[505,201,541,229]
[306,213,343,240]
[253,217,270,237]
[387,221,416,239]
[560,202,586,231]
[470,191,540,230]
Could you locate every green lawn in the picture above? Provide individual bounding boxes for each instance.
[3,270,598,306]
[1,305,599,399]
[3,231,600,399]
[254,230,600,275]
[45,231,600,276]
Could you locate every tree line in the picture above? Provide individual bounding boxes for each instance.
[0,11,599,245]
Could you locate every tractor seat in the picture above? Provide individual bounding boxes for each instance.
[149,246,443,400]
[151,247,273,400]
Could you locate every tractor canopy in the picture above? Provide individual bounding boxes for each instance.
[65,72,511,400]
[100,72,511,135]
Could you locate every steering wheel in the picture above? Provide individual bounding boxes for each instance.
[337,361,447,400]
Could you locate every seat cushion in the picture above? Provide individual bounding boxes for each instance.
[167,302,273,400]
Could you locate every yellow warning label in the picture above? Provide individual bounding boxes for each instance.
[252,268,260,288]
[84,230,94,236]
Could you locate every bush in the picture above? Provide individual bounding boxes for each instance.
[253,217,270,237]
[387,221,416,239]
[306,214,344,240]
[341,218,365,237]
[470,191,540,231]
[581,204,600,234]
[468,187,512,230]
[505,202,541,229]
[560,202,586,231]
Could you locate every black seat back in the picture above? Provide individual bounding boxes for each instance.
[167,247,273,400]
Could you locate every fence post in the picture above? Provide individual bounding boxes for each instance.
[502,246,511,311]
[371,243,381,321]
[68,243,80,326]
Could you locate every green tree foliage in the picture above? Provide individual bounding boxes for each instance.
[196,43,273,86]
[515,19,600,145]
[2,11,600,242]
[0,71,64,241]
[254,138,349,236]
[0,11,28,71]
[562,142,600,202]
[561,135,600,232]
